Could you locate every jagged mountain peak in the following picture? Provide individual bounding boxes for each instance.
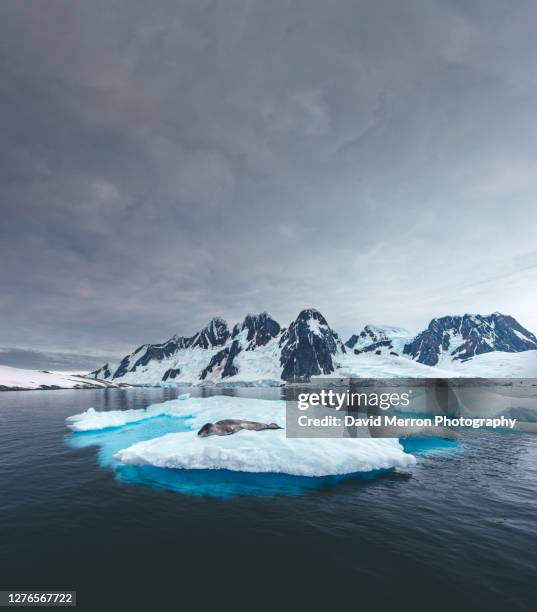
[245,310,270,319]
[90,309,537,384]
[208,315,227,324]
[345,324,410,356]
[189,317,230,349]
[404,313,537,366]
[346,324,408,345]
[293,308,335,338]
[231,312,281,349]
[200,312,282,381]
[279,308,344,381]
[295,307,326,320]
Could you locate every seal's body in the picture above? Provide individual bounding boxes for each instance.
[197,419,282,437]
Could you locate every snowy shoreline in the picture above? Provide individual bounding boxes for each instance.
[0,383,130,392]
[0,364,126,392]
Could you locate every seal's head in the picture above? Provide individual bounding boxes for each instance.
[268,423,282,429]
[198,422,215,437]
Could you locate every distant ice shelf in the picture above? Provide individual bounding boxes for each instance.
[0,364,122,391]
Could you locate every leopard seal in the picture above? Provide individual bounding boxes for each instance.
[197,419,282,437]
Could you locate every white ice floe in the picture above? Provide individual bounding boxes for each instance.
[65,393,190,431]
[66,406,162,431]
[114,429,414,477]
[67,396,415,476]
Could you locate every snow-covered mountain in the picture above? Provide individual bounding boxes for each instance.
[91,309,346,384]
[200,313,281,381]
[279,308,345,381]
[89,311,537,385]
[403,313,537,366]
[92,317,231,383]
[345,325,410,356]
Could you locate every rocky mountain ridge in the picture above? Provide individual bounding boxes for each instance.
[91,311,537,384]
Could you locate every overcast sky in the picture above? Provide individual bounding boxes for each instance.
[2,0,537,370]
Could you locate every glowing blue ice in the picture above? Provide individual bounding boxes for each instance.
[66,414,389,497]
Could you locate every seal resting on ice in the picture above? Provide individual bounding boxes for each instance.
[197,419,282,437]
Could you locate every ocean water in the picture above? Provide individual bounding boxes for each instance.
[1,387,537,611]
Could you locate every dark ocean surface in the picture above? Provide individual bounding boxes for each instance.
[1,387,536,611]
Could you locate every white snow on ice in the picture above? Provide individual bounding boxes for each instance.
[65,394,190,431]
[67,396,416,476]
[114,429,414,477]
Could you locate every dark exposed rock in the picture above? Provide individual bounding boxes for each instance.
[93,318,230,381]
[199,340,241,380]
[132,337,186,370]
[353,340,393,355]
[189,317,230,349]
[345,325,408,355]
[91,363,111,379]
[231,312,281,349]
[162,368,181,381]
[200,347,230,380]
[345,334,360,349]
[200,313,281,380]
[404,313,537,366]
[222,340,241,377]
[112,352,139,379]
[90,309,537,384]
[279,308,344,382]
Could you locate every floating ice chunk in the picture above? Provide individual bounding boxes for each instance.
[68,395,415,477]
[65,406,168,431]
[66,396,280,432]
[65,394,191,432]
[114,430,415,476]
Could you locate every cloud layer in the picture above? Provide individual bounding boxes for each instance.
[2,0,537,368]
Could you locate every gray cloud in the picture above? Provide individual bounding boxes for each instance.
[2,0,537,367]
[0,347,118,372]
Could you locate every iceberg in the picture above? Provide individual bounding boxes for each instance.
[66,395,279,432]
[66,406,167,431]
[67,395,415,477]
[114,429,415,477]
[65,393,190,432]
